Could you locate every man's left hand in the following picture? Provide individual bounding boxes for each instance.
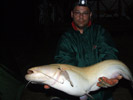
[97,75,122,88]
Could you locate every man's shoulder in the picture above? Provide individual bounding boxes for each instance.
[88,24,106,34]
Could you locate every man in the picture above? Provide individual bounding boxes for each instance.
[44,1,122,100]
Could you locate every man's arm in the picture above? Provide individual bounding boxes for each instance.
[54,33,77,65]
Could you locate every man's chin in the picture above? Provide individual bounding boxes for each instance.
[77,25,85,29]
[74,22,88,29]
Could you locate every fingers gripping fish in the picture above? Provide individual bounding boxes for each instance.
[25,60,133,100]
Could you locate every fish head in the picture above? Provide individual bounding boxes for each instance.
[25,64,63,85]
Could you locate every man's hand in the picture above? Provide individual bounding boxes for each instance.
[97,75,122,88]
[44,85,50,89]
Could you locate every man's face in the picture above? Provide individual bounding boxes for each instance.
[71,6,92,29]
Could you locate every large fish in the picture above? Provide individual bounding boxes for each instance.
[25,60,133,100]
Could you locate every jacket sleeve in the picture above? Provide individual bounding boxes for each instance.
[97,26,118,61]
[54,33,77,65]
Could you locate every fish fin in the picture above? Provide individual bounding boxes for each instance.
[58,67,74,87]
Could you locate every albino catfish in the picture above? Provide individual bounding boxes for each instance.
[25,59,133,100]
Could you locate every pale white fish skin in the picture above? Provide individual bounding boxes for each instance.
[25,60,133,99]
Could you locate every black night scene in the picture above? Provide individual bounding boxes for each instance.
[2,0,133,100]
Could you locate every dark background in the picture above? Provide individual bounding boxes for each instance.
[2,0,133,100]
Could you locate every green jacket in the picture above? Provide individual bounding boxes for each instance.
[54,24,118,100]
